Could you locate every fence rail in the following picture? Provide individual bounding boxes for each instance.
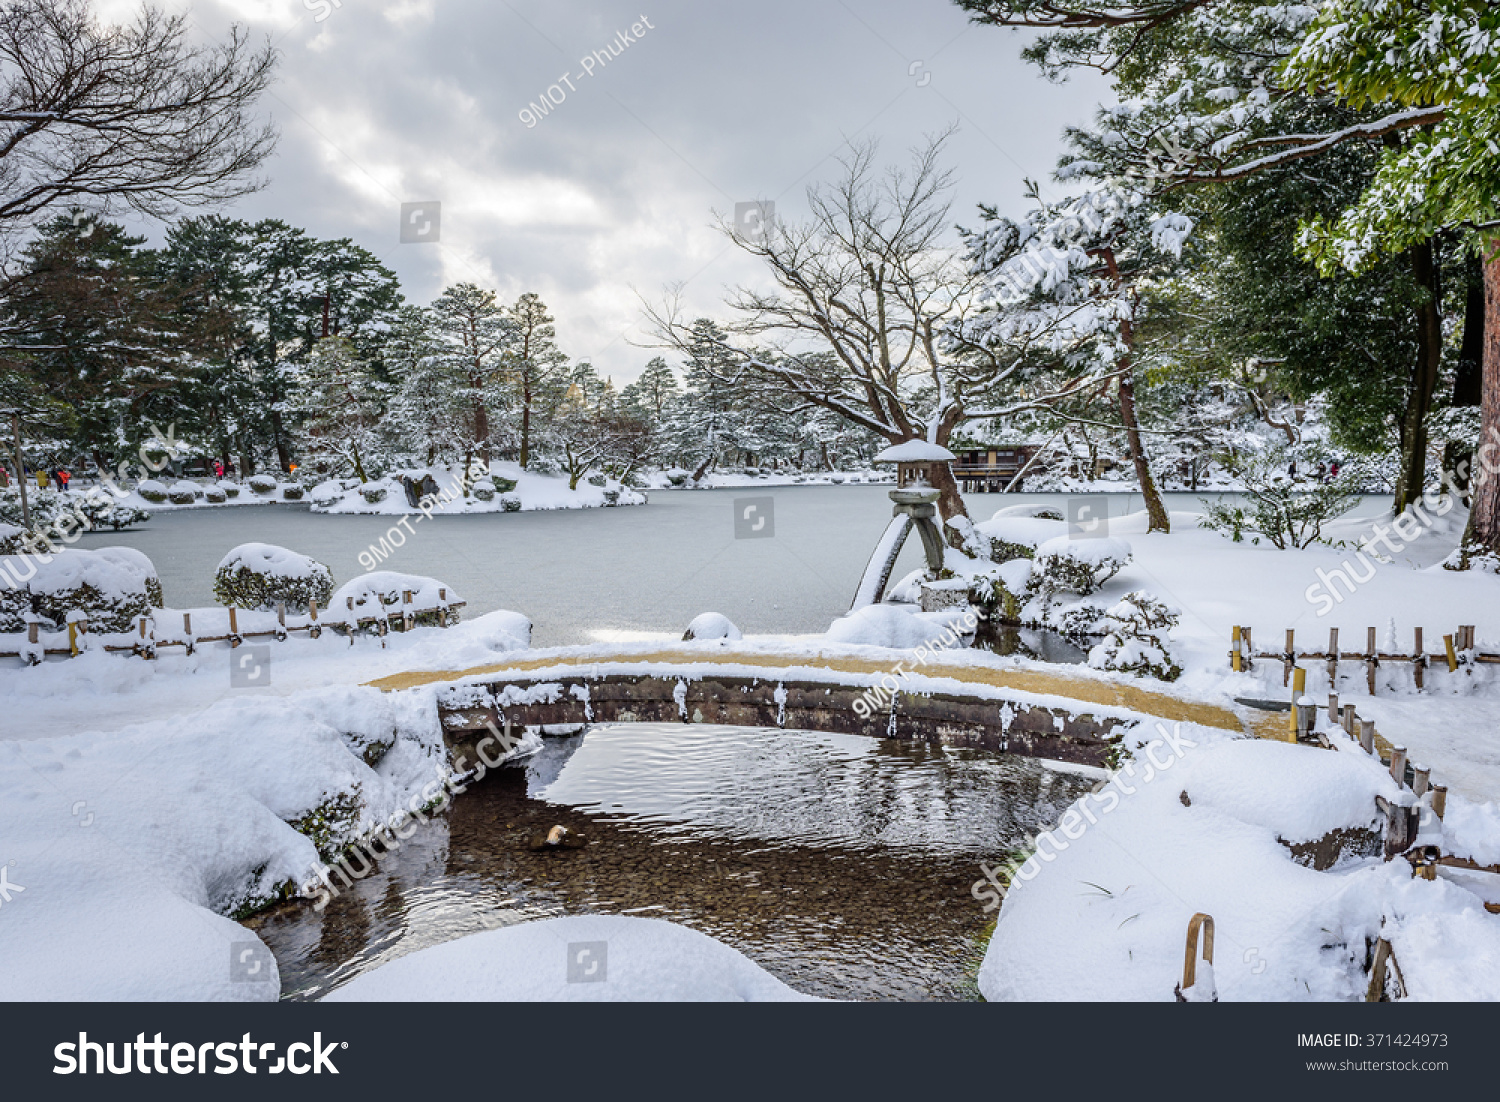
[0,588,465,663]
[1229,624,1492,693]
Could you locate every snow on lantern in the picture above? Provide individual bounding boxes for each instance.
[873,439,957,492]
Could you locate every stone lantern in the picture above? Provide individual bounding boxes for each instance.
[848,440,957,609]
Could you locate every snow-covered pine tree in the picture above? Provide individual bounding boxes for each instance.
[284,335,383,482]
[960,181,1193,531]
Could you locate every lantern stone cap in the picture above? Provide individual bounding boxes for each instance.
[873,440,956,464]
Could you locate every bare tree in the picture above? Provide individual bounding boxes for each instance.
[0,0,277,251]
[647,134,1068,533]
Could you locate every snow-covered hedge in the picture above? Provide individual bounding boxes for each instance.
[247,474,278,495]
[310,480,346,508]
[136,479,169,504]
[9,547,164,632]
[328,572,461,629]
[470,480,496,502]
[499,493,521,513]
[976,515,1068,562]
[1030,535,1132,597]
[0,522,24,555]
[1087,592,1182,681]
[168,481,201,504]
[360,485,387,504]
[213,543,335,612]
[204,486,227,504]
[281,484,305,501]
[217,481,241,499]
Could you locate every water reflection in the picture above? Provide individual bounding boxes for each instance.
[246,724,1096,1002]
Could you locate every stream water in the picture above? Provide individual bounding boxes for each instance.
[245,723,1097,1001]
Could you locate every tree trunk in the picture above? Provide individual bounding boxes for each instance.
[927,455,969,536]
[1446,252,1486,492]
[1394,237,1443,512]
[270,409,291,474]
[1118,364,1170,532]
[519,383,532,469]
[1460,248,1500,565]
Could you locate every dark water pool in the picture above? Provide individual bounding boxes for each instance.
[244,723,1097,1001]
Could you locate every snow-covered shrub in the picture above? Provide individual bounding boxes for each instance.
[136,479,169,504]
[360,484,388,504]
[975,515,1068,562]
[470,480,496,502]
[499,493,522,513]
[587,473,607,488]
[25,547,163,632]
[0,523,25,555]
[665,468,690,487]
[168,481,199,504]
[1087,591,1182,681]
[329,572,460,630]
[969,559,1032,621]
[1030,535,1131,598]
[683,612,743,642]
[247,474,278,496]
[1198,447,1361,549]
[990,503,1065,522]
[213,543,335,612]
[310,480,345,508]
[945,515,993,562]
[281,484,305,501]
[0,569,28,630]
[493,476,518,494]
[99,504,151,530]
[217,481,241,499]
[204,486,227,504]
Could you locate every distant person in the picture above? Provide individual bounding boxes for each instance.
[1329,461,1341,480]
[56,469,70,491]
[214,460,225,479]
[36,469,48,490]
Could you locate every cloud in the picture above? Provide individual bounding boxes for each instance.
[168,0,1106,383]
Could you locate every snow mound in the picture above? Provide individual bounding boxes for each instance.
[322,915,819,1002]
[826,603,968,649]
[682,612,742,642]
[330,572,461,615]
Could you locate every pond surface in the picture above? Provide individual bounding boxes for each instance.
[75,485,1394,647]
[245,723,1097,1001]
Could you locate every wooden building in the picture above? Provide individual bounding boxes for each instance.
[951,445,1045,492]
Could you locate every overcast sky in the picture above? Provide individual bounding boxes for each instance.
[136,0,1107,383]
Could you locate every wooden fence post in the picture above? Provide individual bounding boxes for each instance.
[1413,626,1424,691]
[1359,719,1376,755]
[183,611,194,656]
[402,589,412,633]
[1231,625,1242,672]
[1283,629,1295,686]
[1443,634,1458,672]
[1432,785,1448,820]
[1327,627,1339,688]
[1289,666,1307,739]
[1389,746,1408,787]
[1175,913,1216,1002]
[439,588,448,628]
[1327,692,1339,725]
[1411,765,1430,797]
[227,606,240,648]
[1366,626,1377,694]
[308,599,321,639]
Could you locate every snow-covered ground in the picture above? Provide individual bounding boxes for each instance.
[639,466,893,489]
[2,490,1498,1002]
[311,461,645,515]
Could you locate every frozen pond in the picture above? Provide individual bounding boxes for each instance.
[74,486,1394,647]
